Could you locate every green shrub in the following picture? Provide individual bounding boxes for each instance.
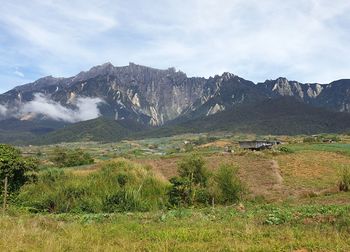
[279,146,294,154]
[178,154,209,187]
[194,187,211,205]
[168,177,192,207]
[169,154,211,207]
[214,164,243,204]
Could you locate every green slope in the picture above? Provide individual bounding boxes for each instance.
[34,118,146,145]
[136,97,350,138]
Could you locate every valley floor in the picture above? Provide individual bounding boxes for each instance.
[3,133,350,251]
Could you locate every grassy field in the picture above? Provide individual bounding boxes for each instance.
[3,133,350,251]
[288,143,350,156]
[1,201,350,251]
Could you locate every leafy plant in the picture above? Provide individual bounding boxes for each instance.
[264,209,292,225]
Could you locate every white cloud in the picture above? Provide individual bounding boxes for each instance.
[0,0,350,87]
[20,93,104,122]
[0,104,8,116]
[14,70,24,78]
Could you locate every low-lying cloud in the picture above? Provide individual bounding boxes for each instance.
[17,93,104,123]
[0,104,8,116]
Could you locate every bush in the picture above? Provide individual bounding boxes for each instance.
[178,154,209,187]
[214,164,244,204]
[168,177,192,207]
[169,154,210,207]
[279,146,294,154]
[339,166,350,192]
[194,187,211,205]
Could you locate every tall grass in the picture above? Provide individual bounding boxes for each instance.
[213,163,244,204]
[17,159,169,213]
[339,165,350,192]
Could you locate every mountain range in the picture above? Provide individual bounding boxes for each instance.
[0,62,350,144]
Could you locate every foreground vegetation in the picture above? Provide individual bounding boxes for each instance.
[1,133,350,251]
[1,201,350,251]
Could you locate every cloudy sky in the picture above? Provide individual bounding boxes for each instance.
[0,0,350,93]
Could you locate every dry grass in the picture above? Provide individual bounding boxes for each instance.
[65,149,350,203]
[198,140,233,148]
[276,150,350,192]
[134,153,286,201]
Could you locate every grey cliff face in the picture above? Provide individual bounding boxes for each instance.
[0,63,349,125]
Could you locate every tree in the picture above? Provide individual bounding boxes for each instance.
[0,144,38,193]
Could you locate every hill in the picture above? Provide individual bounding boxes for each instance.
[33,117,146,145]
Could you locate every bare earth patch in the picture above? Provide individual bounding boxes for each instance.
[134,153,287,201]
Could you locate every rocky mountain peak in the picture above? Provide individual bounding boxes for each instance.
[221,72,235,81]
[1,63,350,127]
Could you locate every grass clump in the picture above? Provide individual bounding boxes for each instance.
[339,165,350,192]
[213,163,244,204]
[17,159,169,213]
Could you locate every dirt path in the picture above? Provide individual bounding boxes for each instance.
[271,160,283,188]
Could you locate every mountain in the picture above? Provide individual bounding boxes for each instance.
[150,97,350,136]
[0,63,208,126]
[0,62,350,144]
[32,97,350,144]
[256,78,350,112]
